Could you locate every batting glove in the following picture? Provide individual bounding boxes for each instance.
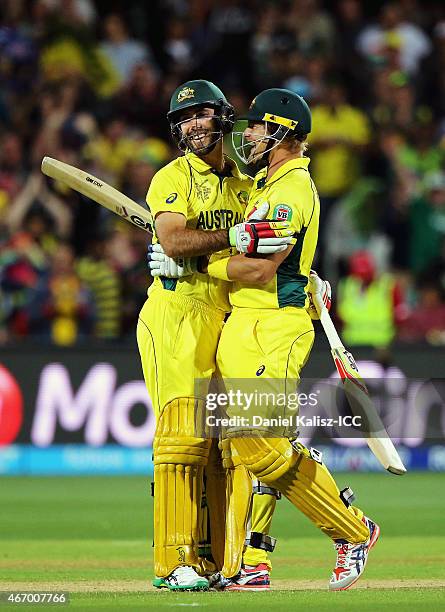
[246,201,270,221]
[147,243,197,278]
[228,211,293,254]
[307,270,332,320]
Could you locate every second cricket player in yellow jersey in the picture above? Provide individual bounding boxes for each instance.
[217,155,319,381]
[211,88,379,592]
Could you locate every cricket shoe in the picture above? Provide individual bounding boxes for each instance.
[153,566,209,591]
[211,564,271,591]
[329,516,380,591]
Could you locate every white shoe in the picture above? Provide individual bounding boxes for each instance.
[153,565,209,591]
[329,516,380,591]
[210,564,271,591]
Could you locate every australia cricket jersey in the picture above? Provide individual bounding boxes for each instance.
[146,151,251,312]
[230,157,320,309]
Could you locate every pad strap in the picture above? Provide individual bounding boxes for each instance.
[252,478,281,499]
[245,531,277,552]
[340,486,356,508]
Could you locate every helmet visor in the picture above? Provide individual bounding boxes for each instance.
[231,120,290,165]
[171,107,223,154]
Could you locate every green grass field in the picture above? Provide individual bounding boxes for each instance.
[1,472,444,610]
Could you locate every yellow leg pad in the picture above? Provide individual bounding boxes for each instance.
[243,489,276,571]
[153,398,211,577]
[220,439,253,578]
[230,436,369,544]
[204,438,226,571]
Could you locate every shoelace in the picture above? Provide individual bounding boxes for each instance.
[335,542,354,569]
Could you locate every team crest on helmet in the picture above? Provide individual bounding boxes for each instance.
[177,87,195,103]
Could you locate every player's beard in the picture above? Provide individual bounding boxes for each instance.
[184,127,222,155]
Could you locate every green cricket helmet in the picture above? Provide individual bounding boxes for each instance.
[167,79,235,153]
[233,88,311,166]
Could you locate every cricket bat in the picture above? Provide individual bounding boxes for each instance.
[311,289,406,475]
[41,157,153,232]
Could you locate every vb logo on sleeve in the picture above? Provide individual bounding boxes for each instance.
[273,204,293,222]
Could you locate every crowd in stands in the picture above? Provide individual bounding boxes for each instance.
[0,0,444,346]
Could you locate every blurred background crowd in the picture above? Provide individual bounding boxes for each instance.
[1,0,445,347]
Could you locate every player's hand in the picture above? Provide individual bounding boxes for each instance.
[147,243,197,278]
[307,270,332,320]
[228,214,293,254]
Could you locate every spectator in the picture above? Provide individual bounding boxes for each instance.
[290,0,336,56]
[0,1,443,345]
[409,172,445,275]
[337,251,406,348]
[83,116,139,185]
[164,17,194,76]
[6,171,73,238]
[115,63,164,135]
[77,235,121,340]
[335,0,368,104]
[27,241,94,345]
[308,81,371,235]
[323,178,391,284]
[0,133,26,204]
[398,280,445,344]
[123,159,157,206]
[100,13,156,87]
[357,2,431,76]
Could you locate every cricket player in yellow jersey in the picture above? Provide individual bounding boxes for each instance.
[137,80,291,591]
[204,88,380,591]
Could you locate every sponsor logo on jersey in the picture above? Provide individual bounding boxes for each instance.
[273,204,293,222]
[196,209,243,230]
[177,87,194,103]
[256,365,266,376]
[166,192,178,203]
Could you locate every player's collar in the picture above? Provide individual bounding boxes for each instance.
[222,155,244,180]
[186,152,243,178]
[261,156,311,187]
[186,152,213,174]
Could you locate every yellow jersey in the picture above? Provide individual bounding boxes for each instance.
[230,157,320,310]
[146,151,251,312]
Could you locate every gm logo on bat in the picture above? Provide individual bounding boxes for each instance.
[120,205,152,230]
[130,214,151,230]
[86,176,103,187]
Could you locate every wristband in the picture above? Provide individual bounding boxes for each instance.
[207,257,230,281]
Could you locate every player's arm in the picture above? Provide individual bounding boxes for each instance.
[155,211,292,258]
[206,248,292,285]
[155,211,228,257]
